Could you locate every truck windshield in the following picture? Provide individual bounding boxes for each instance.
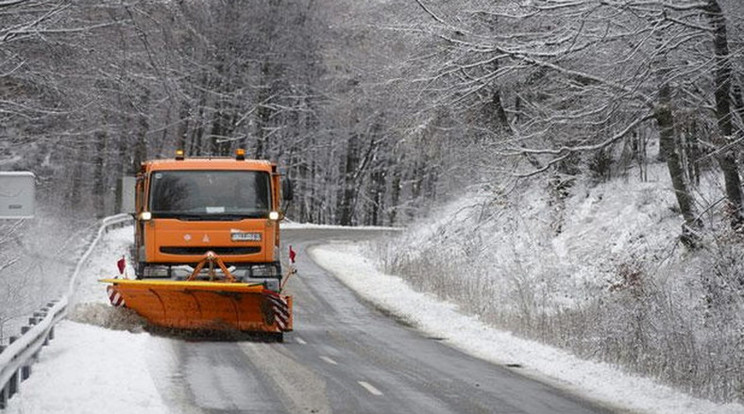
[149,170,271,219]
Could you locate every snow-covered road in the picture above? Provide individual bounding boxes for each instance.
[4,225,743,413]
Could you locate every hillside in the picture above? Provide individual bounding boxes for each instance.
[377,161,744,405]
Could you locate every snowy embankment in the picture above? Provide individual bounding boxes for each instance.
[5,227,171,414]
[6,216,742,413]
[358,161,744,408]
[310,243,744,414]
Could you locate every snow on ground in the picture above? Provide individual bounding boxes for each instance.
[309,242,744,414]
[5,227,170,414]
[6,321,170,414]
[281,220,402,231]
[6,223,743,413]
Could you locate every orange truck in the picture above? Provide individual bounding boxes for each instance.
[101,150,294,340]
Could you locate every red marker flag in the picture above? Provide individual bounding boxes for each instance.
[117,256,126,275]
[288,245,296,264]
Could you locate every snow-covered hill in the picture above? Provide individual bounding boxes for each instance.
[372,162,744,409]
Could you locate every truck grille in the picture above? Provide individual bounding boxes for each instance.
[160,246,261,256]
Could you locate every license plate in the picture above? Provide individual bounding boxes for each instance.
[231,232,261,242]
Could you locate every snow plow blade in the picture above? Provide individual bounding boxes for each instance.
[99,279,292,334]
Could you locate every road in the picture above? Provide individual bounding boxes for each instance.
[147,228,616,414]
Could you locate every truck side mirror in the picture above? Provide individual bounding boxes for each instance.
[282,178,294,202]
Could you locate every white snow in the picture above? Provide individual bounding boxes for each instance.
[5,226,170,414]
[6,321,170,414]
[281,220,402,231]
[309,242,744,414]
[5,222,744,413]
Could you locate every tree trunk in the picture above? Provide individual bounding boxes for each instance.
[651,32,700,246]
[176,102,190,150]
[707,0,744,226]
[367,166,385,226]
[683,120,701,186]
[338,133,359,226]
[67,148,86,214]
[93,129,108,219]
[655,98,699,245]
[388,158,402,226]
[255,61,275,159]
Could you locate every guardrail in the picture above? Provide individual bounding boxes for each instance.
[0,213,133,409]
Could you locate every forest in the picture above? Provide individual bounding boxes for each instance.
[1,0,743,405]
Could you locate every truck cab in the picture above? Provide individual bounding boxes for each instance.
[133,150,289,281]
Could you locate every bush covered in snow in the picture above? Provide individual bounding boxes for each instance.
[375,163,744,403]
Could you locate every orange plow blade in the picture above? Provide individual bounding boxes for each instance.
[99,279,292,333]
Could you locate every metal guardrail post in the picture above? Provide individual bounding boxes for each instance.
[8,371,17,398]
[0,381,8,409]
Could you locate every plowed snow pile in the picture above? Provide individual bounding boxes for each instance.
[63,225,148,331]
[73,226,136,304]
[68,302,146,332]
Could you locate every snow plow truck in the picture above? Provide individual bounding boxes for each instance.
[100,149,294,340]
